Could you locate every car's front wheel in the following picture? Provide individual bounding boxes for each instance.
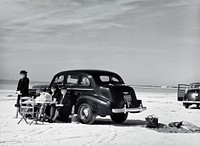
[78,103,96,124]
[110,113,128,124]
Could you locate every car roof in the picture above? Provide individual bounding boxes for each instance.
[188,82,200,89]
[190,82,200,85]
[52,69,125,84]
[55,69,119,76]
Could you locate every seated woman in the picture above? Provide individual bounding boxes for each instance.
[49,85,77,123]
[49,84,62,120]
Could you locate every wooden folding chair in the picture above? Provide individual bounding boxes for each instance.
[17,96,38,125]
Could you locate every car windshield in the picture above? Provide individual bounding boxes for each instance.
[189,83,200,89]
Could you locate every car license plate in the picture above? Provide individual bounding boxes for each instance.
[124,95,132,102]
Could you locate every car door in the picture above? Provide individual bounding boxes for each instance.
[177,84,188,101]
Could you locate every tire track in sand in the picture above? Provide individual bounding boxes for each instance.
[82,127,117,146]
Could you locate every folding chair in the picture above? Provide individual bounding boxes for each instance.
[17,96,38,125]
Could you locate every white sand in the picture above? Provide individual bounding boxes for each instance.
[0,89,200,146]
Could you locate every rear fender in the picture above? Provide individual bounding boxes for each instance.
[76,95,111,116]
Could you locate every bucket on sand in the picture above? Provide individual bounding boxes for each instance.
[71,114,79,124]
[145,115,158,128]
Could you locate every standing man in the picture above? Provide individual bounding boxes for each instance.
[15,70,30,118]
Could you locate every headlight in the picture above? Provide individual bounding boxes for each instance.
[36,89,40,94]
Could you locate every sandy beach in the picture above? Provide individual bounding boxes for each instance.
[0,88,199,146]
[1,0,199,145]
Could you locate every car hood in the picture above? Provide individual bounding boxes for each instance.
[31,84,49,89]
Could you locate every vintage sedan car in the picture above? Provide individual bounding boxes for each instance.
[177,82,200,108]
[29,70,146,124]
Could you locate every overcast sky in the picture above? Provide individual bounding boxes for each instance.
[0,0,200,86]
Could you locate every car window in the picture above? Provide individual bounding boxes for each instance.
[66,75,79,86]
[100,75,121,83]
[78,76,90,87]
[58,75,64,83]
[100,76,110,82]
[53,75,65,85]
[53,76,58,84]
[66,75,91,87]
[111,76,120,82]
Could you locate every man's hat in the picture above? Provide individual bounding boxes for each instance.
[19,70,28,74]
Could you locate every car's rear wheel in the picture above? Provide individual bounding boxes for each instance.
[110,113,128,124]
[78,103,96,124]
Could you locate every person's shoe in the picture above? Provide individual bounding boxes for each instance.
[49,119,55,123]
[40,118,45,122]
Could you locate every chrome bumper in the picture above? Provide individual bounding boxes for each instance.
[183,101,200,104]
[112,105,147,114]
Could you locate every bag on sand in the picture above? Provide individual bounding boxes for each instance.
[145,115,158,128]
